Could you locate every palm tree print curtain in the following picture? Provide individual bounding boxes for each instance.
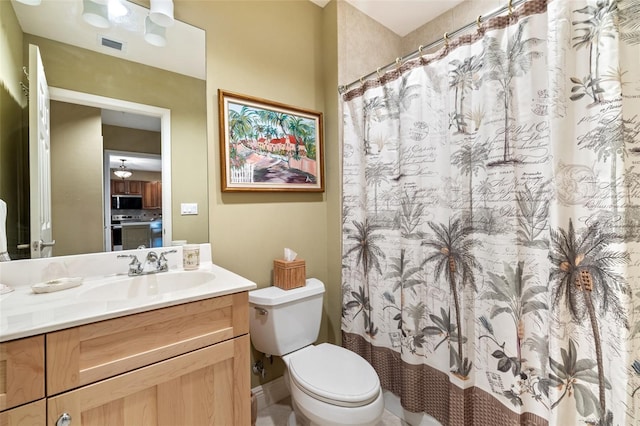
[341,0,640,424]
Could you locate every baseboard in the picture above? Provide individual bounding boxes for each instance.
[251,376,290,411]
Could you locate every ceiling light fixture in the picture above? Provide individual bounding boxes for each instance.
[149,0,174,27]
[82,0,110,29]
[108,0,128,18]
[144,16,167,47]
[114,159,133,179]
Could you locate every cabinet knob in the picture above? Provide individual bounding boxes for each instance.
[56,413,72,426]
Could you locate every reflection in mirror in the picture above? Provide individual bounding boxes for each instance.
[0,0,206,259]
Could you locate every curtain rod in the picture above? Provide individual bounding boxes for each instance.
[338,0,527,94]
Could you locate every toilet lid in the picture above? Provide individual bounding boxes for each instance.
[288,343,380,407]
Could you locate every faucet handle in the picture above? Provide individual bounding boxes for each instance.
[157,249,177,272]
[160,249,178,258]
[118,254,142,275]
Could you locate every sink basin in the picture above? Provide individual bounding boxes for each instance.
[78,271,216,301]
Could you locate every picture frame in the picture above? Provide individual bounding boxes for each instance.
[218,89,324,192]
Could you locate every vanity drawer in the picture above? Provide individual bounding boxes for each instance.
[46,292,248,396]
[0,335,45,412]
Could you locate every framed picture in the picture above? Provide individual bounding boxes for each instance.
[218,90,324,192]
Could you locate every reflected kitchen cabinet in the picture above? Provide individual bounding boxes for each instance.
[143,181,162,209]
[111,180,142,195]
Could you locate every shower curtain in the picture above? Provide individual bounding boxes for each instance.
[340,0,640,424]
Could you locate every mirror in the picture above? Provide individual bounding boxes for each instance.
[1,0,206,259]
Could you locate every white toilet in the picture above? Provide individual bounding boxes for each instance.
[249,278,384,426]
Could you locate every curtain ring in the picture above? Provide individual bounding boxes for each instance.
[395,57,402,70]
[508,0,513,16]
[443,32,449,47]
[360,75,365,85]
[418,45,425,59]
[376,67,382,78]
[476,15,482,30]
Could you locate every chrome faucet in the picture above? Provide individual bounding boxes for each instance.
[118,249,177,276]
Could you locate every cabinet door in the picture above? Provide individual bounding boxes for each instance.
[48,335,250,426]
[0,399,45,426]
[0,336,45,411]
[111,180,127,195]
[47,293,248,395]
[111,180,142,195]
[128,181,142,195]
[142,182,160,209]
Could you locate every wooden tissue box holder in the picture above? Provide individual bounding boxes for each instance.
[274,259,306,290]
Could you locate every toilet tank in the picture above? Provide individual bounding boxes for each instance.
[249,278,325,356]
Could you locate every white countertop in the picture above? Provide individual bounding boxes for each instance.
[0,261,256,342]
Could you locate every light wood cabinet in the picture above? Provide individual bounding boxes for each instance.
[0,336,44,411]
[48,335,249,426]
[111,180,142,195]
[1,292,250,426]
[0,399,46,426]
[142,181,162,209]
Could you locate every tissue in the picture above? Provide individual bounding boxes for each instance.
[284,248,297,261]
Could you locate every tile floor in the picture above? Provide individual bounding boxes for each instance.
[256,396,408,426]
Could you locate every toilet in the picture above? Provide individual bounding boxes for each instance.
[249,278,384,426]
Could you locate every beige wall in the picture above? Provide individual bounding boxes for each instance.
[337,1,401,86]
[0,0,28,259]
[176,0,331,386]
[401,0,504,56]
[50,101,104,256]
[103,124,161,156]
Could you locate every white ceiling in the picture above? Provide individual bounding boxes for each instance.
[109,154,161,173]
[311,0,464,37]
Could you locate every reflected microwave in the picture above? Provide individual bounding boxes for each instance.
[111,195,143,210]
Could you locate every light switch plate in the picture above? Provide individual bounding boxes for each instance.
[180,203,198,215]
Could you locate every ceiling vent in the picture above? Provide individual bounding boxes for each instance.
[100,36,125,52]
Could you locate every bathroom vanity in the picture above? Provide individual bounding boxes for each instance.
[0,245,255,426]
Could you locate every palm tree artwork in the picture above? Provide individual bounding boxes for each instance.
[362,96,385,154]
[225,100,320,185]
[344,219,386,280]
[482,18,543,166]
[570,1,617,105]
[421,218,482,378]
[449,55,483,134]
[382,75,421,121]
[451,141,489,224]
[516,181,551,248]
[548,219,629,423]
[343,220,386,338]
[577,113,640,216]
[228,106,256,167]
[481,261,548,375]
[619,0,640,45]
[365,162,392,216]
[546,339,612,422]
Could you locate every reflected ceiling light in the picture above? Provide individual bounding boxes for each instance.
[114,159,133,179]
[149,0,174,27]
[144,16,167,47]
[15,0,42,5]
[82,0,110,29]
[108,0,128,18]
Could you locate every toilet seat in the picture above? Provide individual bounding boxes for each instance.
[287,343,380,408]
